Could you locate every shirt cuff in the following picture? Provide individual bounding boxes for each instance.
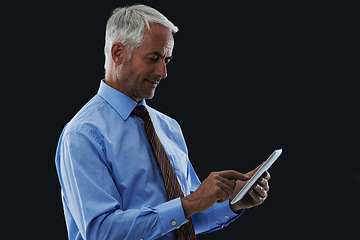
[156,198,189,234]
[213,200,243,224]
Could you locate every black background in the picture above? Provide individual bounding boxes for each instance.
[4,1,359,239]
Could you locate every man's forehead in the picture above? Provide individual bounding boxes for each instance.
[142,24,174,54]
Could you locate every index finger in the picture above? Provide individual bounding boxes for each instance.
[218,170,250,181]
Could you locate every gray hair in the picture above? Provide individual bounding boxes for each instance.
[104,4,178,75]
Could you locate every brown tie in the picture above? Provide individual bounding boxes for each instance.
[132,105,196,240]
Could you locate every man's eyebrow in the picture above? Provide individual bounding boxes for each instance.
[147,51,173,60]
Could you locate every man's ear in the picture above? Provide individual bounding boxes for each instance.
[111,42,127,65]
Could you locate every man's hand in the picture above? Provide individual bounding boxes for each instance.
[229,163,271,212]
[181,170,250,218]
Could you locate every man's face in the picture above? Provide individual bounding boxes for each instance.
[117,23,174,102]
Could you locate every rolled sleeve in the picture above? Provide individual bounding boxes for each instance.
[156,197,189,233]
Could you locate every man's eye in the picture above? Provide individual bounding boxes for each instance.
[147,56,171,64]
[149,56,159,61]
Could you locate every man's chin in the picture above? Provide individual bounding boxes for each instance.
[141,89,156,100]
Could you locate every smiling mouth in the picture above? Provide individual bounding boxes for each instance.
[145,79,160,86]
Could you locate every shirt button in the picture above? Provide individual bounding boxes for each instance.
[225,215,230,219]
[171,220,177,226]
[140,239,143,240]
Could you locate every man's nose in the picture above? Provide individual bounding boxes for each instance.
[154,60,167,79]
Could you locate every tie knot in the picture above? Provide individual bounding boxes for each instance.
[132,105,148,120]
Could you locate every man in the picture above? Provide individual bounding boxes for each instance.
[55,4,271,240]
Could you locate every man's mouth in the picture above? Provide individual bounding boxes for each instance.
[145,79,160,87]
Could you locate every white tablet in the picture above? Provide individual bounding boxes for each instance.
[230,149,282,205]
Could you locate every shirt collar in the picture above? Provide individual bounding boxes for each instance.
[97,79,147,120]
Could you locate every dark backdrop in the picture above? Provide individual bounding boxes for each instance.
[6,1,358,239]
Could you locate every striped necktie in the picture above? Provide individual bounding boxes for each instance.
[132,105,196,240]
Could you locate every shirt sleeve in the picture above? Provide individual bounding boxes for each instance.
[192,201,244,234]
[56,128,188,240]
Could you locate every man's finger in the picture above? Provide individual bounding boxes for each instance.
[218,170,250,181]
[217,181,234,197]
[257,176,270,191]
[262,171,271,180]
[213,172,241,192]
[248,188,266,205]
[252,183,268,198]
[217,175,236,189]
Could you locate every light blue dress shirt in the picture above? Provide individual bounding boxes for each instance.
[55,80,242,240]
